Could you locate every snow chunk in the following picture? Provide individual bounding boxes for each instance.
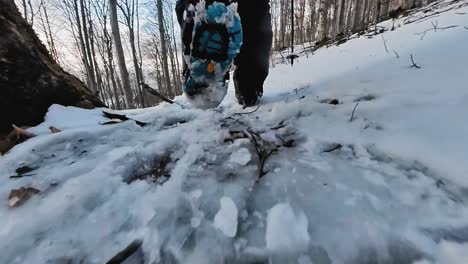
[434,241,468,264]
[228,148,251,166]
[213,196,238,238]
[414,241,468,264]
[266,203,310,254]
[191,217,202,228]
[29,104,105,134]
[298,255,314,264]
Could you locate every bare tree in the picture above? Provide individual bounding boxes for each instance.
[156,0,174,97]
[109,0,134,107]
[118,0,146,107]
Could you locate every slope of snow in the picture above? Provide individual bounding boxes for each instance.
[1,1,468,263]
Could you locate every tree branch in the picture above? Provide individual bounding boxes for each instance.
[140,83,176,105]
[350,103,359,122]
[415,20,458,40]
[381,34,389,53]
[246,129,277,180]
[234,106,260,115]
[410,54,421,69]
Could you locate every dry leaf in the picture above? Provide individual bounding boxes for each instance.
[0,125,36,155]
[8,187,40,208]
[11,125,35,139]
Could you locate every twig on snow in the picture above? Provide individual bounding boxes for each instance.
[410,54,421,69]
[247,129,277,180]
[350,103,360,122]
[381,34,389,53]
[234,105,260,115]
[275,134,295,148]
[432,21,438,32]
[293,87,306,95]
[271,121,287,130]
[323,144,343,153]
[393,50,400,58]
[465,26,468,30]
[102,111,148,127]
[415,20,458,40]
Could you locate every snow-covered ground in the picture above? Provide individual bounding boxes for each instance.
[1,1,468,263]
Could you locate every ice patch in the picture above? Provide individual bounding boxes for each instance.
[298,255,314,264]
[213,196,238,238]
[229,148,251,166]
[266,203,310,254]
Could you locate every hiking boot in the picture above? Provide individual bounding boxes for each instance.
[233,69,263,107]
[180,0,243,108]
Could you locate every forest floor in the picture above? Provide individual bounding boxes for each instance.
[1,0,468,263]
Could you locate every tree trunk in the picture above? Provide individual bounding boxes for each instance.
[109,0,134,107]
[336,0,346,34]
[156,0,174,97]
[0,0,104,133]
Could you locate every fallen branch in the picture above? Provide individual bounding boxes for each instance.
[102,111,147,127]
[10,165,38,178]
[323,144,343,153]
[106,239,143,264]
[271,121,287,130]
[350,103,360,122]
[9,174,35,179]
[140,83,176,105]
[410,54,422,69]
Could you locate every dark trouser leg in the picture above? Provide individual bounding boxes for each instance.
[234,0,273,106]
[175,0,191,79]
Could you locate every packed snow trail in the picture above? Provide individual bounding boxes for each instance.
[1,1,468,263]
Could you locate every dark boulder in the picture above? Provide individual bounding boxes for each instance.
[0,0,105,134]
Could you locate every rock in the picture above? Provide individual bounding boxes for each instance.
[319,98,340,105]
[0,0,105,134]
[8,187,40,208]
